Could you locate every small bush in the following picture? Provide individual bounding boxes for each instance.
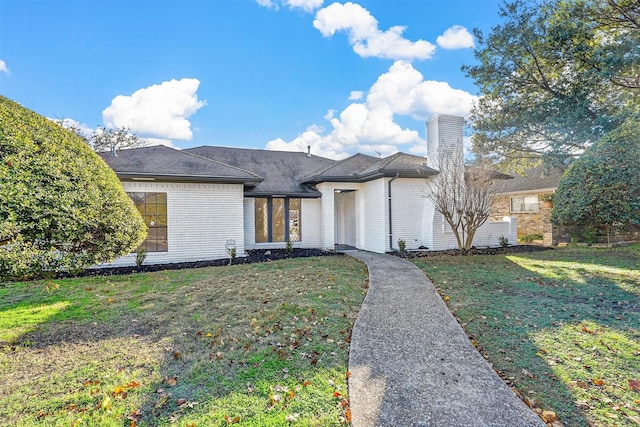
[520,233,544,243]
[135,248,146,267]
[498,235,509,247]
[286,238,293,253]
[397,239,407,253]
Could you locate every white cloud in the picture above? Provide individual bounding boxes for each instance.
[286,0,323,12]
[256,0,278,10]
[266,61,476,159]
[436,25,475,49]
[0,60,9,74]
[313,2,436,60]
[257,0,323,12]
[51,117,94,138]
[102,78,205,140]
[348,90,364,100]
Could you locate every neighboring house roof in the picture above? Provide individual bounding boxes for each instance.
[100,145,263,186]
[302,152,438,183]
[185,146,336,197]
[493,165,565,194]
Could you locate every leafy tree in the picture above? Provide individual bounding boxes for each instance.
[551,120,640,231]
[464,0,639,166]
[0,96,146,280]
[423,151,498,250]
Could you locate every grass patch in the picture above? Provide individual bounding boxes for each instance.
[412,244,640,427]
[0,255,367,426]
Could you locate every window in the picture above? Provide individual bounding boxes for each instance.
[128,192,168,252]
[510,195,538,213]
[254,197,301,243]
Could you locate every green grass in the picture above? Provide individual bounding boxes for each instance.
[0,255,367,426]
[412,244,640,427]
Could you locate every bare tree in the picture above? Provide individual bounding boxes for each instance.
[54,120,146,153]
[88,125,146,153]
[423,150,499,250]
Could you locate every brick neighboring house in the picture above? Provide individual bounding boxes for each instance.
[490,165,565,246]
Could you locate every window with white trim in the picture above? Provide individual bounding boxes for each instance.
[510,195,538,213]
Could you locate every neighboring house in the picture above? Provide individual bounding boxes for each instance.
[100,115,518,266]
[490,165,565,245]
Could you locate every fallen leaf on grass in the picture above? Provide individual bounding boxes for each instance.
[173,351,182,360]
[177,398,187,406]
[333,391,341,397]
[165,377,178,387]
[521,369,535,378]
[593,378,605,386]
[541,410,557,423]
[345,371,351,379]
[628,379,640,391]
[101,396,112,411]
[285,413,300,422]
[112,386,127,398]
[224,415,241,424]
[303,380,311,387]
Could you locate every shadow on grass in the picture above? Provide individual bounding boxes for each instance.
[413,246,640,427]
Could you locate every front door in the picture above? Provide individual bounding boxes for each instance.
[334,190,356,247]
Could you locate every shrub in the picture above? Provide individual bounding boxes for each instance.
[519,233,544,243]
[135,248,147,267]
[498,235,509,247]
[397,239,407,253]
[0,96,146,280]
[286,238,293,253]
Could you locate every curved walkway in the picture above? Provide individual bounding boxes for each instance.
[345,250,544,427]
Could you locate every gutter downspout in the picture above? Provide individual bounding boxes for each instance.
[388,173,400,251]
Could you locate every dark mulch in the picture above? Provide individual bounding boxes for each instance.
[54,245,551,280]
[68,248,341,279]
[391,244,553,259]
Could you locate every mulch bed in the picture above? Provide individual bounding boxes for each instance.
[69,248,341,278]
[390,244,552,259]
[59,245,551,279]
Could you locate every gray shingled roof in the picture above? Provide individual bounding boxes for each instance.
[100,145,262,185]
[302,152,438,183]
[493,165,565,193]
[185,146,336,197]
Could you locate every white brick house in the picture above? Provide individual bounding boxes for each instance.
[100,114,517,266]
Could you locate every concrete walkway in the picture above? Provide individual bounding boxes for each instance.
[345,250,544,427]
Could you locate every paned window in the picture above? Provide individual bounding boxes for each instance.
[510,195,538,213]
[254,197,301,243]
[128,192,168,252]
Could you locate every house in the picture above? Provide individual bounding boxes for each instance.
[490,165,565,245]
[100,114,517,266]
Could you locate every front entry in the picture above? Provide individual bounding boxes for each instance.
[334,190,356,247]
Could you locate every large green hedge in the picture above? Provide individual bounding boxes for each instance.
[552,120,640,230]
[0,96,146,280]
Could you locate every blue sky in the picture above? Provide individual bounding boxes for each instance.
[0,0,504,159]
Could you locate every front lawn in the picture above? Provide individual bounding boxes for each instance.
[412,244,640,427]
[0,255,367,426]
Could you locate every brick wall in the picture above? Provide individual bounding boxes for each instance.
[491,193,554,244]
[101,181,245,267]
